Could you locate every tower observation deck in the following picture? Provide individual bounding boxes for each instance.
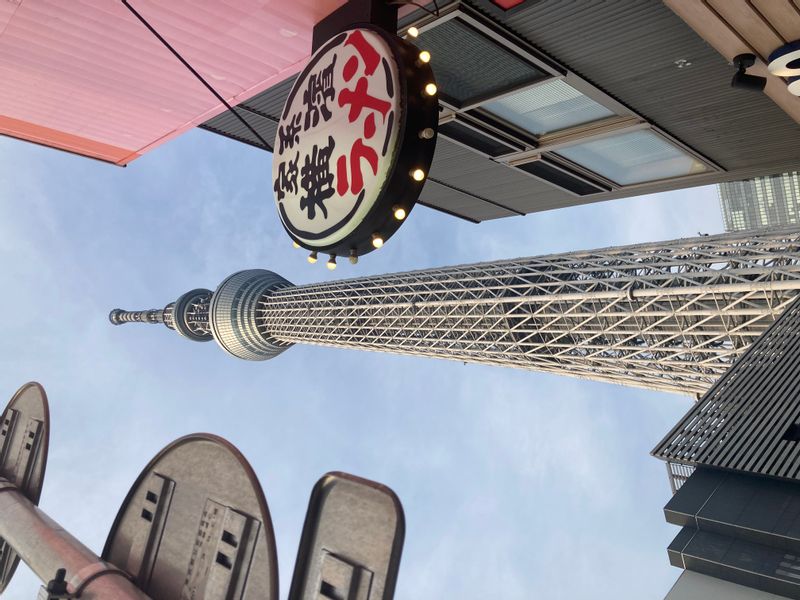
[110,228,800,395]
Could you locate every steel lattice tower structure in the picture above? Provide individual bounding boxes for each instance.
[110,228,800,395]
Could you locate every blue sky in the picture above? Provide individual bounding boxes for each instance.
[0,128,723,598]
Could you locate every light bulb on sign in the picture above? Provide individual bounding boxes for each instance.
[327,255,337,270]
[307,251,318,264]
[271,26,440,260]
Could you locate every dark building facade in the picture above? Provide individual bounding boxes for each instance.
[654,296,800,598]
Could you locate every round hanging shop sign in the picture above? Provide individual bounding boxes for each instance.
[272,26,438,258]
[768,39,800,77]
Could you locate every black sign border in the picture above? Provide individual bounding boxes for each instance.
[275,25,438,258]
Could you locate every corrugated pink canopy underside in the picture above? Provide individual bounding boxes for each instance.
[0,0,347,164]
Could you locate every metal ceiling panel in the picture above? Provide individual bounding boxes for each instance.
[421,179,511,222]
[202,108,278,151]
[478,0,800,170]
[199,76,298,151]
[201,0,800,222]
[429,137,567,213]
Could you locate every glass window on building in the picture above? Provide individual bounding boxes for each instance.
[481,80,615,136]
[555,130,709,185]
[718,172,800,232]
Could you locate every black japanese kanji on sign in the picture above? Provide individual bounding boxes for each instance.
[273,25,437,253]
[303,55,337,131]
[273,151,299,202]
[277,113,302,154]
[299,136,336,220]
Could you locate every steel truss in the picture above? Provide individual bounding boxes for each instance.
[256,229,800,395]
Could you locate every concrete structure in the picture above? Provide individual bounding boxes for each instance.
[665,0,800,122]
[203,0,800,224]
[665,571,787,600]
[720,172,800,231]
[661,467,800,599]
[111,228,800,396]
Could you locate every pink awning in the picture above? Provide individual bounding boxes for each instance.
[0,0,346,164]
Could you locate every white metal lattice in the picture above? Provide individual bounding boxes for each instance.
[256,228,800,395]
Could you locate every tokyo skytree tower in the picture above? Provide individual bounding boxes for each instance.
[110,228,800,396]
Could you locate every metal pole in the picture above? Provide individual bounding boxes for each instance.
[0,483,149,599]
[108,308,166,325]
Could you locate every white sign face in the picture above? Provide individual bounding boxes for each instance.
[768,40,800,77]
[272,28,402,249]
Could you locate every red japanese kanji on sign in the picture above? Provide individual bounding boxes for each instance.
[272,24,438,258]
[273,28,400,248]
